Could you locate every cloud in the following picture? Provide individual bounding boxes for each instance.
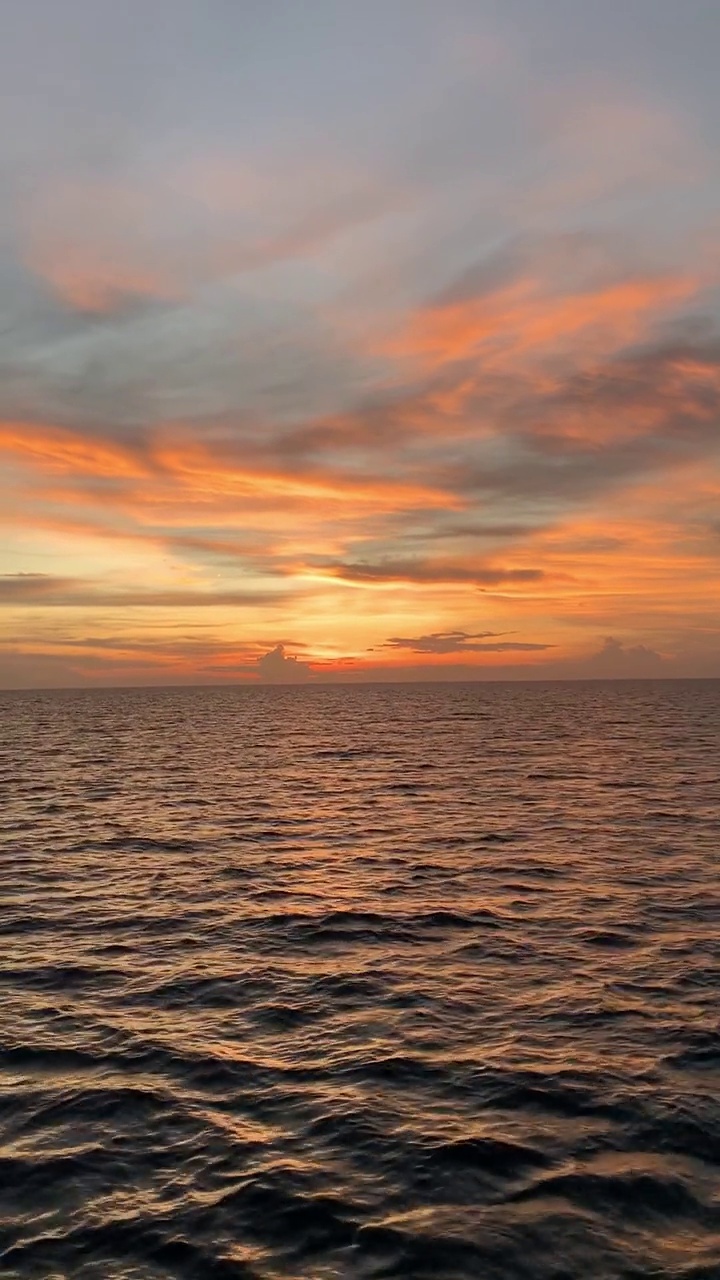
[24,162,400,316]
[29,252,178,317]
[2,141,720,689]
[381,629,552,654]
[0,419,456,517]
[0,642,257,689]
[0,573,282,609]
[383,246,697,372]
[318,560,545,586]
[0,421,149,479]
[3,233,719,536]
[0,573,79,601]
[582,635,668,677]
[256,643,313,682]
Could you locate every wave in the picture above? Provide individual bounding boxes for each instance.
[2,680,719,1278]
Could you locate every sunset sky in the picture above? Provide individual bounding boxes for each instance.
[1,0,719,686]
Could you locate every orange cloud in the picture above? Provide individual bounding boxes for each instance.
[153,436,457,511]
[0,418,464,577]
[0,422,148,478]
[31,253,177,315]
[24,176,179,313]
[311,558,547,588]
[0,419,455,512]
[488,465,720,642]
[386,272,697,370]
[24,158,400,313]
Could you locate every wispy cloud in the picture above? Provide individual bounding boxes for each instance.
[0,573,283,609]
[1,4,719,684]
[24,160,401,315]
[384,265,696,371]
[380,630,552,655]
[317,560,545,587]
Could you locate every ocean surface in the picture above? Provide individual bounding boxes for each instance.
[1,680,719,1280]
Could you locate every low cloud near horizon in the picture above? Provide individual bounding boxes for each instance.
[380,630,552,655]
[1,633,714,691]
[257,643,313,683]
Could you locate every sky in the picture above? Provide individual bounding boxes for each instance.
[1,0,719,687]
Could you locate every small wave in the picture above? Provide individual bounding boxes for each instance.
[2,679,719,1279]
[510,1165,713,1224]
[576,928,640,949]
[422,1134,551,1177]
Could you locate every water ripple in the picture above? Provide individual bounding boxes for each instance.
[1,679,719,1278]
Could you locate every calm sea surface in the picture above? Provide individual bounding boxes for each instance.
[1,680,719,1280]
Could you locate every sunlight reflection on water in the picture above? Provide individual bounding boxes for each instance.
[1,680,719,1278]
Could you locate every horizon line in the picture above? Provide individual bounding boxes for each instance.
[2,675,718,694]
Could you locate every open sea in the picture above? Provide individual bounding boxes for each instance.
[1,679,719,1280]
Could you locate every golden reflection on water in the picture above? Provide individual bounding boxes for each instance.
[1,681,719,1278]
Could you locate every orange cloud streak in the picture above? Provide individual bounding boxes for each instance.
[0,421,461,538]
[0,422,148,478]
[153,436,456,510]
[386,273,697,369]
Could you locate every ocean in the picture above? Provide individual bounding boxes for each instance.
[1,680,719,1279]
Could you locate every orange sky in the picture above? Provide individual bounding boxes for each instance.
[1,4,719,686]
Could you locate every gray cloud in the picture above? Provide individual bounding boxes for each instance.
[581,635,667,676]
[381,629,552,654]
[321,560,545,586]
[0,574,282,608]
[257,643,313,683]
[0,573,80,601]
[3,232,719,540]
[1,10,720,689]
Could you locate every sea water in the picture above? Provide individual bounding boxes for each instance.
[1,680,719,1278]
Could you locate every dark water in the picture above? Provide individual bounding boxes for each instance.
[1,680,719,1280]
